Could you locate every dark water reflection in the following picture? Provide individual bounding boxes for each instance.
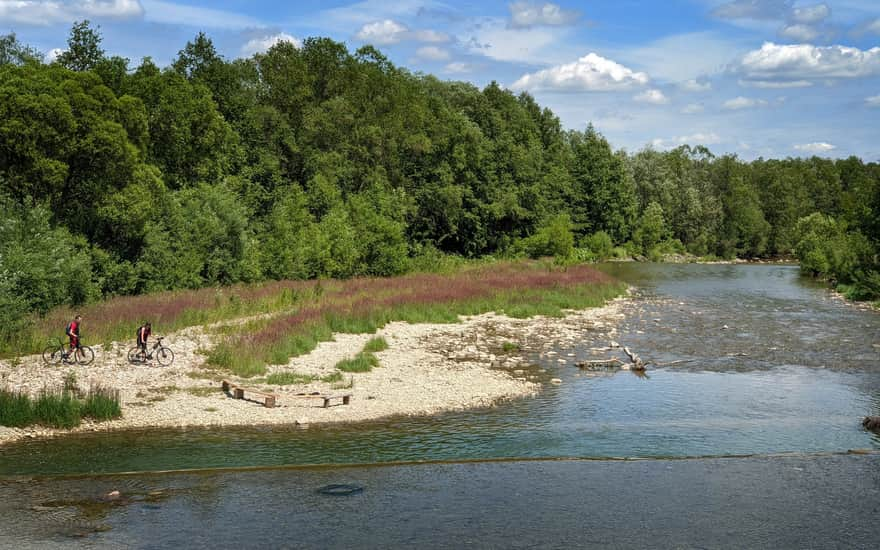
[1,264,878,476]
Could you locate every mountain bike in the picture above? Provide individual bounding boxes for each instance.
[127,337,174,366]
[42,337,95,366]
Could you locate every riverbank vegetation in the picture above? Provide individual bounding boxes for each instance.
[0,383,121,429]
[1,22,878,351]
[206,262,623,377]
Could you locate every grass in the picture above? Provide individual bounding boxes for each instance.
[2,279,324,358]
[80,384,122,421]
[5,259,625,380]
[363,336,389,353]
[205,261,624,377]
[336,353,379,373]
[0,384,122,429]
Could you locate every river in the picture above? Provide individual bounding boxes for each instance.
[1,263,878,547]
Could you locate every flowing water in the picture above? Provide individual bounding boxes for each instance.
[1,264,879,547]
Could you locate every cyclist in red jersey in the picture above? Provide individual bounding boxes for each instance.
[65,315,81,360]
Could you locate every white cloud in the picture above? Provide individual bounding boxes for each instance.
[141,0,260,28]
[355,19,408,45]
[680,79,712,92]
[681,103,705,114]
[44,47,64,62]
[444,61,473,74]
[791,3,830,25]
[633,89,669,104]
[866,94,880,107]
[241,33,300,57]
[411,29,449,43]
[354,19,450,46]
[415,46,450,61]
[508,1,579,28]
[512,53,649,92]
[864,18,880,35]
[0,0,143,25]
[779,23,820,41]
[793,141,836,152]
[738,78,812,88]
[723,96,769,110]
[736,42,880,83]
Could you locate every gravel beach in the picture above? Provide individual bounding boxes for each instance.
[0,297,626,445]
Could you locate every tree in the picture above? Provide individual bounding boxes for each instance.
[569,125,637,243]
[0,33,41,66]
[57,20,105,72]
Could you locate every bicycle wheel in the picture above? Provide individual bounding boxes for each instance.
[75,346,95,366]
[128,347,143,364]
[42,345,63,365]
[155,346,174,366]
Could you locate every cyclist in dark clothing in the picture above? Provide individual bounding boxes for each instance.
[137,322,152,354]
[65,315,81,361]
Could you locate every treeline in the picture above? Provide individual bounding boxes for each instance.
[0,22,878,337]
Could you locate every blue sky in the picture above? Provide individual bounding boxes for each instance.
[3,0,879,160]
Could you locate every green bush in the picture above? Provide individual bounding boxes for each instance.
[520,214,575,259]
[582,231,614,261]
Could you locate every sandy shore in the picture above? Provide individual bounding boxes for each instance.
[0,297,626,445]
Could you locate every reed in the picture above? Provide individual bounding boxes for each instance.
[0,384,122,429]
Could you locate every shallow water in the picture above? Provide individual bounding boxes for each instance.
[2,264,878,476]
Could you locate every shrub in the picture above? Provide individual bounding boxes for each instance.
[520,214,575,259]
[582,231,614,261]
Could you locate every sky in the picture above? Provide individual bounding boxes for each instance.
[2,0,879,160]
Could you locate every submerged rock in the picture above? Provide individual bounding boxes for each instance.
[863,416,880,432]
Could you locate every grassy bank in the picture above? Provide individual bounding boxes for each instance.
[1,254,480,358]
[206,262,625,377]
[0,384,121,429]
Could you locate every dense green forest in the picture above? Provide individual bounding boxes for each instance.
[1,22,878,339]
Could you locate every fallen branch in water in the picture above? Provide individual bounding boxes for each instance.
[622,347,646,371]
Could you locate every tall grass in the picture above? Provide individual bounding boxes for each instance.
[336,353,379,373]
[363,337,389,353]
[0,385,122,429]
[80,384,122,421]
[208,262,625,377]
[2,279,324,357]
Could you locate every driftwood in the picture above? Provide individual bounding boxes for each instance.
[622,347,646,371]
[577,358,624,369]
[863,416,880,432]
[576,345,646,372]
